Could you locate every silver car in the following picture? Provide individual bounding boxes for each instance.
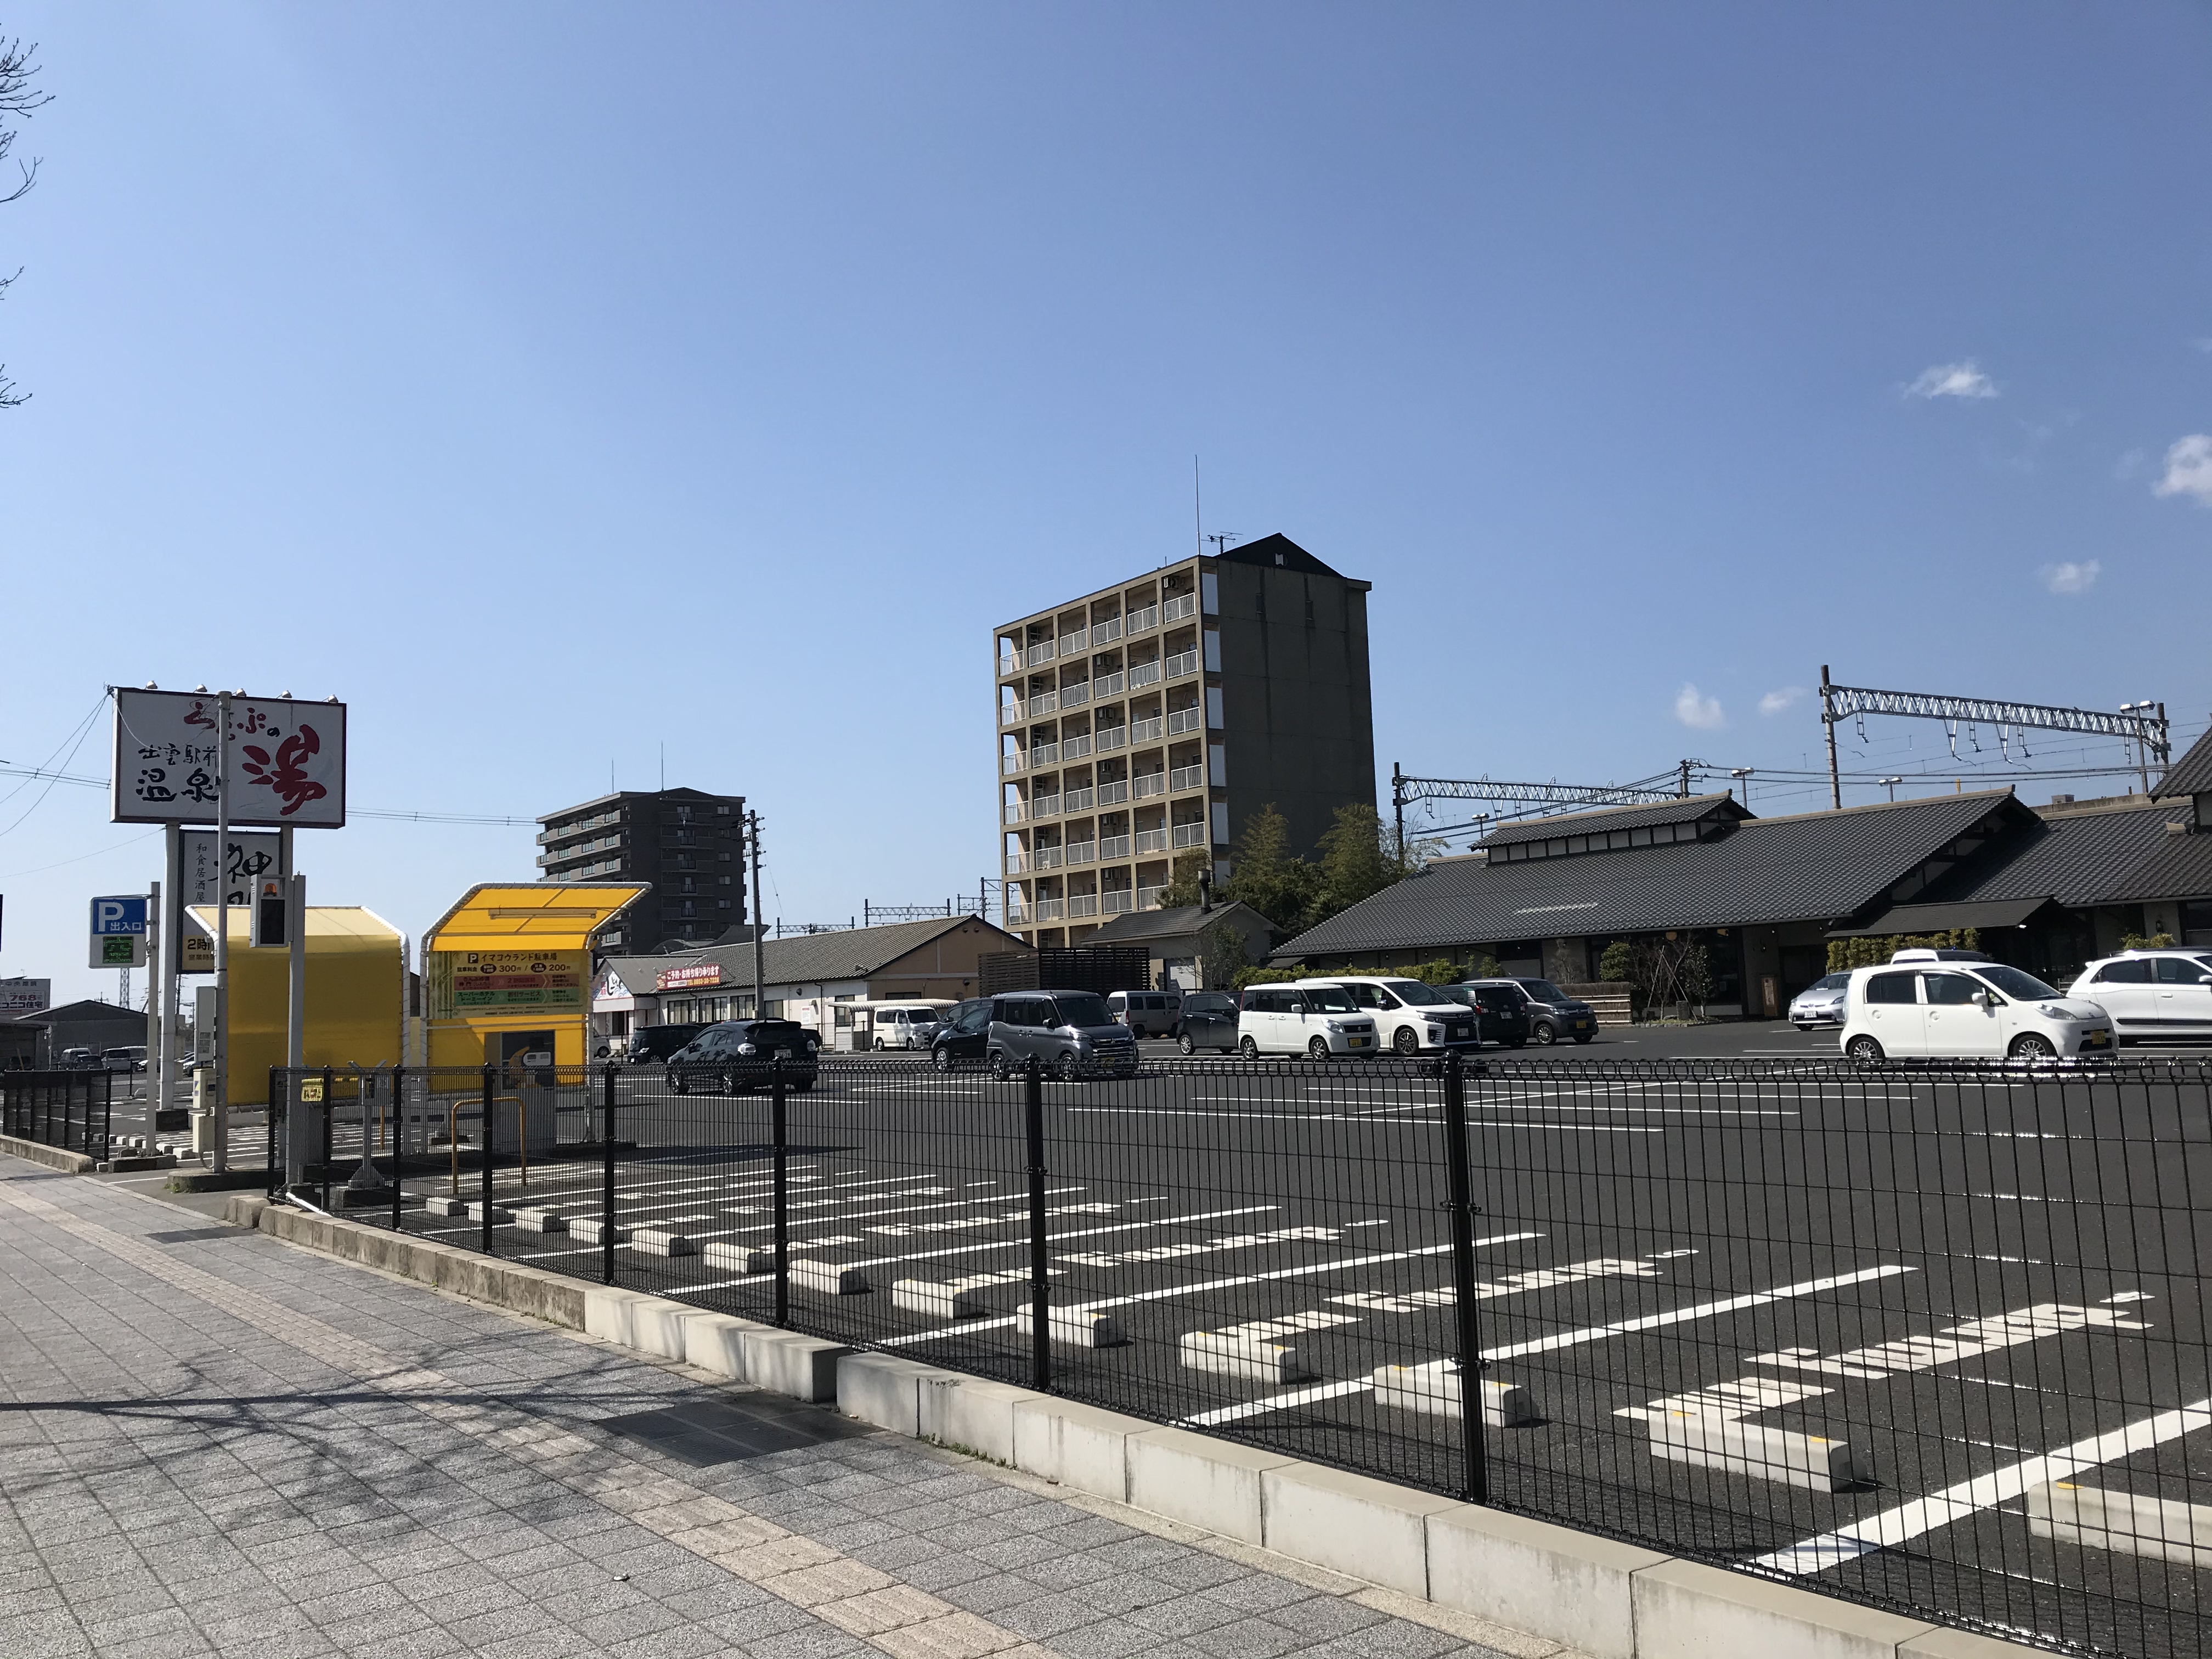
[1790,973,1851,1031]
[988,989,1139,1081]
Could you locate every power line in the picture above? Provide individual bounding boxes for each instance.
[0,766,539,827]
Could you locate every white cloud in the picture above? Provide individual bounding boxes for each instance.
[2153,433,2212,505]
[1674,684,1725,730]
[2040,560,2101,595]
[1905,360,1998,400]
[1757,686,1806,716]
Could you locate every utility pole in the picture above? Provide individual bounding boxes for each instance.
[1678,758,1691,799]
[748,811,765,1019]
[1821,665,1842,811]
[1391,763,1406,865]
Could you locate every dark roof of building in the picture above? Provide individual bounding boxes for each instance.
[1084,901,1276,946]
[11,999,144,1026]
[1830,897,2064,939]
[1925,798,2212,908]
[1477,793,1749,849]
[540,786,744,828]
[2154,724,2212,800]
[1214,534,1356,584]
[1271,790,2025,960]
[604,916,1028,994]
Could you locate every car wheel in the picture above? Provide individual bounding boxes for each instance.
[1530,1021,1556,1046]
[1794,1024,1813,1034]
[932,1046,955,1074]
[719,1069,742,1096]
[1307,1036,1331,1061]
[1054,1052,1082,1084]
[668,1070,691,1095]
[1178,1032,1197,1056]
[2009,1032,2058,1060]
[1392,1026,1419,1056]
[1506,1038,1526,1049]
[1239,1036,1261,1061]
[990,1052,1011,1082]
[1846,1034,1884,1063]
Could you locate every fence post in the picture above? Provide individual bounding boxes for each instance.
[1025,1055,1051,1392]
[267,1067,281,1197]
[391,1068,405,1232]
[100,1070,112,1159]
[1441,1052,1489,1505]
[320,1066,335,1212]
[772,1057,789,1328]
[601,1063,618,1284]
[479,1064,495,1252]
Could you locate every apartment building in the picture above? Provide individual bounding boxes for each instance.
[994,533,1374,947]
[535,787,747,952]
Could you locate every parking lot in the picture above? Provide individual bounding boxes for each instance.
[311,1049,2212,1657]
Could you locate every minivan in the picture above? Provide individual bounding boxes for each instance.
[870,1006,947,1051]
[989,990,1139,1081]
[1107,990,1183,1038]
[1236,983,1377,1059]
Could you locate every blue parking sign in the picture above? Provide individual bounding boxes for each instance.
[89,895,150,969]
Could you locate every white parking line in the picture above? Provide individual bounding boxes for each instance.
[848,1204,1280,1269]
[1180,1380,1370,1426]
[1070,1107,1661,1132]
[1481,1265,1916,1361]
[1756,1396,2212,1575]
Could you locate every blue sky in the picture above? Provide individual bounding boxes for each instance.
[3,3,2209,1003]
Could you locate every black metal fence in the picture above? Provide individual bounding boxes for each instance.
[1,1069,116,1158]
[257,1053,2212,1659]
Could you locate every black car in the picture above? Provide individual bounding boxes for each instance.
[930,998,994,1071]
[623,1023,707,1065]
[666,1019,820,1093]
[1176,991,1240,1054]
[1510,977,1599,1045]
[1441,983,1530,1047]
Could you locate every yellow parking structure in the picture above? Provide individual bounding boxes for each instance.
[189,905,405,1105]
[420,883,647,1073]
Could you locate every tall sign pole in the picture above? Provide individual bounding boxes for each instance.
[749,811,766,1019]
[144,878,162,1144]
[156,825,180,1143]
[211,692,233,1172]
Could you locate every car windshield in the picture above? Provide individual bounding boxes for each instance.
[1439,986,1475,1006]
[1972,966,2060,1002]
[1516,979,1570,1002]
[1052,994,1114,1028]
[1807,974,1850,992]
[1381,980,1454,1006]
[1304,985,1358,1013]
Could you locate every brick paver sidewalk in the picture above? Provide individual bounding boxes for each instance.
[0,1160,1532,1659]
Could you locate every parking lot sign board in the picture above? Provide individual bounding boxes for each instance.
[426,950,588,1017]
[89,895,149,969]
[111,688,347,828]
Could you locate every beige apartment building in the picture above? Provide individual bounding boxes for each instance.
[994,533,1375,947]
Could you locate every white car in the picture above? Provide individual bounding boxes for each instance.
[1237,982,1378,1059]
[2067,951,2212,1043]
[870,1006,947,1051]
[1325,977,1482,1055]
[1788,972,1851,1032]
[1840,962,2113,1062]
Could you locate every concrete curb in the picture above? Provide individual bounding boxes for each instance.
[219,1194,2059,1659]
[1,1134,97,1175]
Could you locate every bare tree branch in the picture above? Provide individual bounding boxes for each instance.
[0,37,50,408]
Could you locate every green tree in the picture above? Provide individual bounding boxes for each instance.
[1198,916,1251,989]
[1160,849,1209,909]
[1314,803,1396,921]
[1224,803,1312,930]
[1597,942,1633,985]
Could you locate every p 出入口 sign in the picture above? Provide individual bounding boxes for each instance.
[426,950,587,1018]
[112,689,347,828]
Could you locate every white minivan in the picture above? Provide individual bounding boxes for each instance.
[1839,962,2112,1062]
[1236,982,1378,1059]
[2066,951,2212,1043]
[1325,977,1481,1055]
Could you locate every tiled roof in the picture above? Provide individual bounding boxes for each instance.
[2154,724,2212,800]
[606,916,1023,993]
[1477,793,1747,848]
[1272,791,2024,960]
[1084,901,1276,945]
[1936,799,2212,907]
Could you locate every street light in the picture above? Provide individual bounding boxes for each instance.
[1729,766,1753,806]
[1879,776,1904,802]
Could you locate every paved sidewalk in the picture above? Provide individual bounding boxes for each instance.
[0,1158,1534,1659]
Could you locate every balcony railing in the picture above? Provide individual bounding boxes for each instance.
[1129,715,1164,743]
[1036,899,1066,922]
[1133,827,1170,854]
[1005,906,1029,925]
[1064,841,1096,866]
[1136,885,1167,910]
[1098,833,1132,860]
[1058,634,1087,658]
[1029,743,1059,766]
[1002,753,1023,775]
[1161,592,1198,623]
[1102,889,1134,914]
[1001,701,1024,726]
[1094,726,1126,754]
[1169,764,1206,793]
[1133,772,1167,800]
[1165,706,1204,736]
[1127,659,1162,689]
[1004,800,1026,823]
[1091,617,1122,645]
[1093,670,1124,698]
[1125,604,1158,634]
[1171,821,1209,849]
[997,652,1019,678]
[1025,641,1055,667]
[1067,893,1100,918]
[1063,787,1095,813]
[1034,846,1063,870]
[1029,690,1058,715]
[1005,850,1030,872]
[1164,649,1199,680]
[1060,681,1088,708]
[1062,735,1092,760]
[1031,793,1061,817]
[1095,778,1130,805]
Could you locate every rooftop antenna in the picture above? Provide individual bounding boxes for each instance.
[1206,533,1239,556]
[1189,455,1200,568]
[659,742,665,791]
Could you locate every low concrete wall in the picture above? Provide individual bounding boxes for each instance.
[0,1133,96,1175]
[226,1195,2059,1659]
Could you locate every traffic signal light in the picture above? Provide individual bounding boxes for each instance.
[250,875,289,948]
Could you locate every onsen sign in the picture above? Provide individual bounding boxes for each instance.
[112,689,347,828]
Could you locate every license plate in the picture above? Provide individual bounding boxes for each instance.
[1347,1036,1369,1047]
[1574,1020,1591,1030]
[2086,1031,2111,1047]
